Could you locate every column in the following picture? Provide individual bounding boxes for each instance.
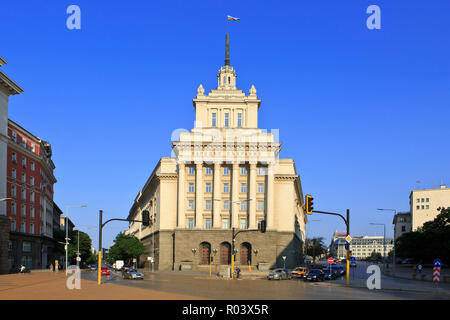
[231,163,239,228]
[213,162,221,228]
[267,163,274,230]
[249,162,257,229]
[195,162,203,228]
[177,162,185,228]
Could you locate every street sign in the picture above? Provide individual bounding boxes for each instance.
[345,235,352,243]
[328,258,334,264]
[345,242,349,250]
[351,257,355,262]
[76,257,81,262]
[434,259,442,268]
[433,267,441,283]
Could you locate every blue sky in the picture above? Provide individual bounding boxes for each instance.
[2,1,449,248]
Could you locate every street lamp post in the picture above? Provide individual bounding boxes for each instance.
[377,208,397,276]
[369,222,386,267]
[65,205,88,275]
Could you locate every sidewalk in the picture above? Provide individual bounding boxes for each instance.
[0,271,201,300]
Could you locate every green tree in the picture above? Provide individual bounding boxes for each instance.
[107,233,145,265]
[368,250,382,261]
[306,237,326,263]
[67,230,93,265]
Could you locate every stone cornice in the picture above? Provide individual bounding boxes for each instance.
[0,71,24,95]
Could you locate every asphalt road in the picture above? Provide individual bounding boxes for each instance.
[82,267,449,300]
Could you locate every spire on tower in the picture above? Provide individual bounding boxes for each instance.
[225,34,230,66]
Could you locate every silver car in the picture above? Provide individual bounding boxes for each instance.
[122,269,144,280]
[267,268,291,280]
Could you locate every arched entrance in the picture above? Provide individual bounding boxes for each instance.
[220,242,231,265]
[240,242,252,265]
[200,242,211,265]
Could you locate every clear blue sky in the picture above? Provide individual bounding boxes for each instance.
[2,1,449,248]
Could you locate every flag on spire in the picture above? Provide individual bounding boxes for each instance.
[227,15,240,21]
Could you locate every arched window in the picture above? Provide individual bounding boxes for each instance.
[220,242,231,265]
[228,76,231,84]
[240,242,252,265]
[200,242,211,265]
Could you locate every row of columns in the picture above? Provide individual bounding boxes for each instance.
[176,162,274,230]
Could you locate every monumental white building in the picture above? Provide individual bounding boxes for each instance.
[410,184,450,231]
[126,35,307,271]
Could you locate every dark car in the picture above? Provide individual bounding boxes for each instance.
[332,265,345,276]
[122,268,144,280]
[304,269,325,282]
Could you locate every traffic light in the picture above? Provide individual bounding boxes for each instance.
[259,220,267,233]
[142,210,150,226]
[305,194,314,215]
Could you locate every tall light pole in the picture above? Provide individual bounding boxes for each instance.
[65,205,88,275]
[377,208,397,276]
[369,222,386,267]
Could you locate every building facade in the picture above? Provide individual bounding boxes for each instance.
[393,212,411,240]
[6,119,57,271]
[329,231,393,260]
[410,185,450,231]
[0,57,23,274]
[126,35,307,271]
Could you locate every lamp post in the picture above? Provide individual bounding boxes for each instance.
[369,222,386,267]
[377,208,396,276]
[65,205,88,275]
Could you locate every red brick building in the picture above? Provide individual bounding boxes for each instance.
[6,119,57,271]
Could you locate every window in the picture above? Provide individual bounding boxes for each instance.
[426,198,429,202]
[22,189,26,200]
[205,218,212,229]
[257,200,264,211]
[240,218,247,229]
[421,198,424,202]
[223,200,230,210]
[258,183,264,193]
[205,200,212,210]
[12,168,16,179]
[258,168,266,175]
[223,168,230,175]
[223,183,229,193]
[30,176,34,186]
[426,205,429,209]
[23,241,32,252]
[30,223,34,234]
[188,167,195,175]
[212,113,217,127]
[241,168,247,176]
[257,219,264,230]
[11,203,16,215]
[12,131,17,142]
[205,168,212,175]
[241,183,247,193]
[240,200,247,211]
[20,222,25,232]
[30,192,35,203]
[31,162,35,171]
[8,241,13,251]
[237,113,242,127]
[22,173,26,183]
[12,152,17,162]
[416,205,420,210]
[11,185,16,198]
[21,205,26,217]
[222,218,229,229]
[188,218,194,229]
[11,220,16,231]
[22,157,26,168]
[416,198,420,203]
[188,200,195,210]
[224,113,229,127]
[421,205,424,209]
[30,207,35,218]
[188,183,195,193]
[206,183,212,193]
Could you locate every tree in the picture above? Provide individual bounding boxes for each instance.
[107,233,145,265]
[396,207,450,263]
[306,237,326,263]
[67,230,93,265]
[368,250,382,261]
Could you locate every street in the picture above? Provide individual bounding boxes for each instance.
[80,264,450,300]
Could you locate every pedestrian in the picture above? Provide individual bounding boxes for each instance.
[235,267,240,279]
[417,264,423,274]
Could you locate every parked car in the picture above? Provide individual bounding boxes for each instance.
[304,269,325,282]
[291,267,308,279]
[101,267,110,275]
[90,264,97,271]
[122,268,144,280]
[401,258,415,264]
[350,261,357,268]
[332,265,346,276]
[267,268,290,280]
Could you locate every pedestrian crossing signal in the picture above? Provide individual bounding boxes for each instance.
[305,195,314,215]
